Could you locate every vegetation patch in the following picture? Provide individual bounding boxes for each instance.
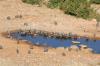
[47,0,62,8]
[22,0,100,20]
[60,0,93,19]
[22,0,42,5]
[92,0,100,4]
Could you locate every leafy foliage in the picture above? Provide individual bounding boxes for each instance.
[22,0,42,5]
[92,0,100,4]
[60,0,93,19]
[47,0,62,8]
[22,0,100,20]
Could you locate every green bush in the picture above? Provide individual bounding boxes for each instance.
[61,0,80,16]
[47,0,94,19]
[76,8,91,19]
[47,0,62,8]
[22,0,100,20]
[60,0,93,19]
[92,0,100,4]
[22,0,42,5]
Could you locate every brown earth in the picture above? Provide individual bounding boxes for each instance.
[0,0,100,38]
[0,0,100,66]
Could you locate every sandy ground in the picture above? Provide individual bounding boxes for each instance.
[0,0,100,38]
[0,36,100,66]
[0,0,100,66]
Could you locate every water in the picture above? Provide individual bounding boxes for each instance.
[10,32,100,54]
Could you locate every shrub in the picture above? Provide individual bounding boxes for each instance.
[22,0,100,19]
[47,0,62,8]
[60,0,80,16]
[92,0,100,4]
[48,0,94,19]
[22,0,42,5]
[60,0,93,19]
[76,7,92,19]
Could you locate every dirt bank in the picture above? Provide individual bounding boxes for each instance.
[0,36,100,66]
[0,0,100,39]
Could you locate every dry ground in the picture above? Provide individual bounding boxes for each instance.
[0,0,100,38]
[0,0,100,66]
[0,36,100,66]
